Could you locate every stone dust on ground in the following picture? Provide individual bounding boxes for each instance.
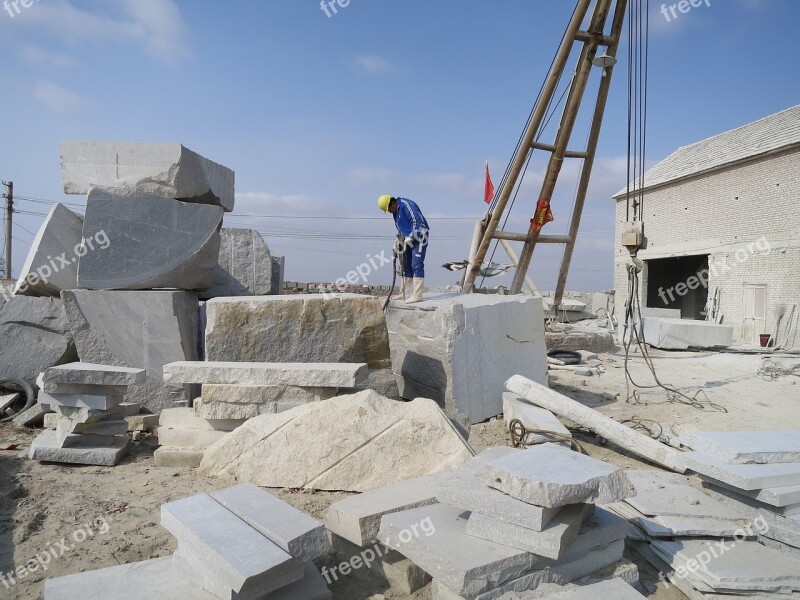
[1,348,797,599]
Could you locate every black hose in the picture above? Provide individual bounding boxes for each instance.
[0,378,36,423]
[383,254,398,312]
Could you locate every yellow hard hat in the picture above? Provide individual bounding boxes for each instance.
[378,194,392,213]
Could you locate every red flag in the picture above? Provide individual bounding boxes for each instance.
[531,197,554,235]
[484,161,494,204]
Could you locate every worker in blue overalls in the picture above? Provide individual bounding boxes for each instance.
[378,195,430,303]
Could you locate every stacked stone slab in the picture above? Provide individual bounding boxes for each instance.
[375,444,637,599]
[154,407,242,468]
[44,483,332,599]
[29,363,145,466]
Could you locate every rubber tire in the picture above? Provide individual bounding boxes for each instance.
[546,349,582,366]
[0,378,36,422]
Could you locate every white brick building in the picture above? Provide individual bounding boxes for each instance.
[613,105,800,348]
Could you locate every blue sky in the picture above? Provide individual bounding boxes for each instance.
[0,0,797,290]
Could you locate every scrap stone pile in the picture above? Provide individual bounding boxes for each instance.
[44,482,332,600]
[29,363,145,466]
[326,443,642,599]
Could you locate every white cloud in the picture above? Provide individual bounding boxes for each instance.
[33,81,87,115]
[20,45,77,68]
[351,54,400,75]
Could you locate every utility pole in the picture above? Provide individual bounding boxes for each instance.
[2,181,12,280]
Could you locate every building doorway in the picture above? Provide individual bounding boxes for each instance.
[742,284,768,346]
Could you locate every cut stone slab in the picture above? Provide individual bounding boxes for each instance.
[436,447,562,532]
[325,473,444,546]
[643,317,733,350]
[159,407,243,432]
[200,390,473,492]
[204,294,397,397]
[126,414,159,431]
[158,427,228,450]
[465,503,593,559]
[502,393,571,446]
[11,402,51,427]
[56,418,128,439]
[479,444,635,508]
[211,482,329,561]
[201,384,337,405]
[49,403,124,424]
[154,446,204,468]
[43,362,145,387]
[60,140,235,211]
[683,451,800,490]
[559,507,630,562]
[44,556,219,600]
[61,290,200,413]
[386,293,548,423]
[44,412,59,429]
[680,430,800,465]
[29,429,128,466]
[0,296,77,386]
[377,503,540,597]
[193,397,282,420]
[201,228,272,299]
[43,382,129,396]
[161,493,303,596]
[702,478,800,508]
[164,361,368,389]
[39,390,124,411]
[14,203,83,297]
[492,577,645,600]
[78,186,223,290]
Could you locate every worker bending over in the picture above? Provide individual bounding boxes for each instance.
[378,195,430,303]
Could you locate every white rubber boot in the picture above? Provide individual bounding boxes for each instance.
[406,278,424,304]
[393,277,409,300]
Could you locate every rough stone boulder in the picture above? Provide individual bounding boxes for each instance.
[199,390,473,492]
[204,294,397,397]
[0,297,76,386]
[545,324,616,353]
[200,228,273,300]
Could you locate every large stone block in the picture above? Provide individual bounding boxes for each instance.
[0,296,76,386]
[643,317,733,350]
[201,228,273,300]
[14,203,83,297]
[60,140,235,211]
[386,293,548,423]
[200,390,473,492]
[163,361,368,388]
[61,290,200,413]
[78,187,223,291]
[205,294,396,396]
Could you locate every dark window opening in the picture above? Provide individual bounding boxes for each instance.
[645,255,709,320]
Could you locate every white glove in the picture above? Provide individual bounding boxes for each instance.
[404,236,415,247]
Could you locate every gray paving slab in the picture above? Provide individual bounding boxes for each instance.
[44,556,218,599]
[43,362,146,387]
[29,429,128,466]
[683,452,800,490]
[680,430,800,465]
[465,504,592,559]
[211,482,329,561]
[325,473,443,546]
[479,444,635,508]
[163,361,368,388]
[161,493,303,595]
[624,470,744,519]
[502,393,571,446]
[701,477,800,508]
[493,577,645,599]
[559,507,630,562]
[377,503,540,597]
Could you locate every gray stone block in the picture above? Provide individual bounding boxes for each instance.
[14,203,83,297]
[680,430,800,465]
[125,414,159,431]
[643,317,733,350]
[0,296,76,386]
[29,429,128,466]
[386,293,548,424]
[161,493,302,595]
[43,362,145,387]
[479,444,635,508]
[383,556,432,594]
[44,556,218,600]
[163,361,368,388]
[211,482,329,561]
[271,254,285,295]
[61,140,235,211]
[78,186,223,290]
[61,290,200,413]
[201,228,272,299]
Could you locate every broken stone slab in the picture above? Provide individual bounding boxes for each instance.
[377,503,540,598]
[701,478,800,508]
[559,507,630,562]
[11,402,52,427]
[201,384,337,405]
[29,429,128,466]
[154,446,204,468]
[163,361,368,389]
[61,290,200,413]
[14,203,83,297]
[60,140,235,211]
[465,503,593,559]
[39,390,124,411]
[204,294,396,397]
[78,186,223,291]
[683,451,800,490]
[271,255,285,295]
[201,390,472,492]
[680,430,800,465]
[502,393,571,446]
[0,296,77,386]
[492,577,645,600]
[49,403,124,424]
[161,493,303,596]
[44,556,219,600]
[386,293,548,423]
[478,444,635,508]
[435,447,561,532]
[201,228,272,299]
[43,363,146,388]
[642,317,733,350]
[325,473,444,546]
[211,483,329,561]
[43,412,59,429]
[125,414,159,432]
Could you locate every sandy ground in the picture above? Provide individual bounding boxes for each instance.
[0,348,798,600]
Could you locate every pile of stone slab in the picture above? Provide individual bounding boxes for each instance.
[642,317,733,350]
[325,443,641,599]
[29,363,145,466]
[44,482,332,599]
